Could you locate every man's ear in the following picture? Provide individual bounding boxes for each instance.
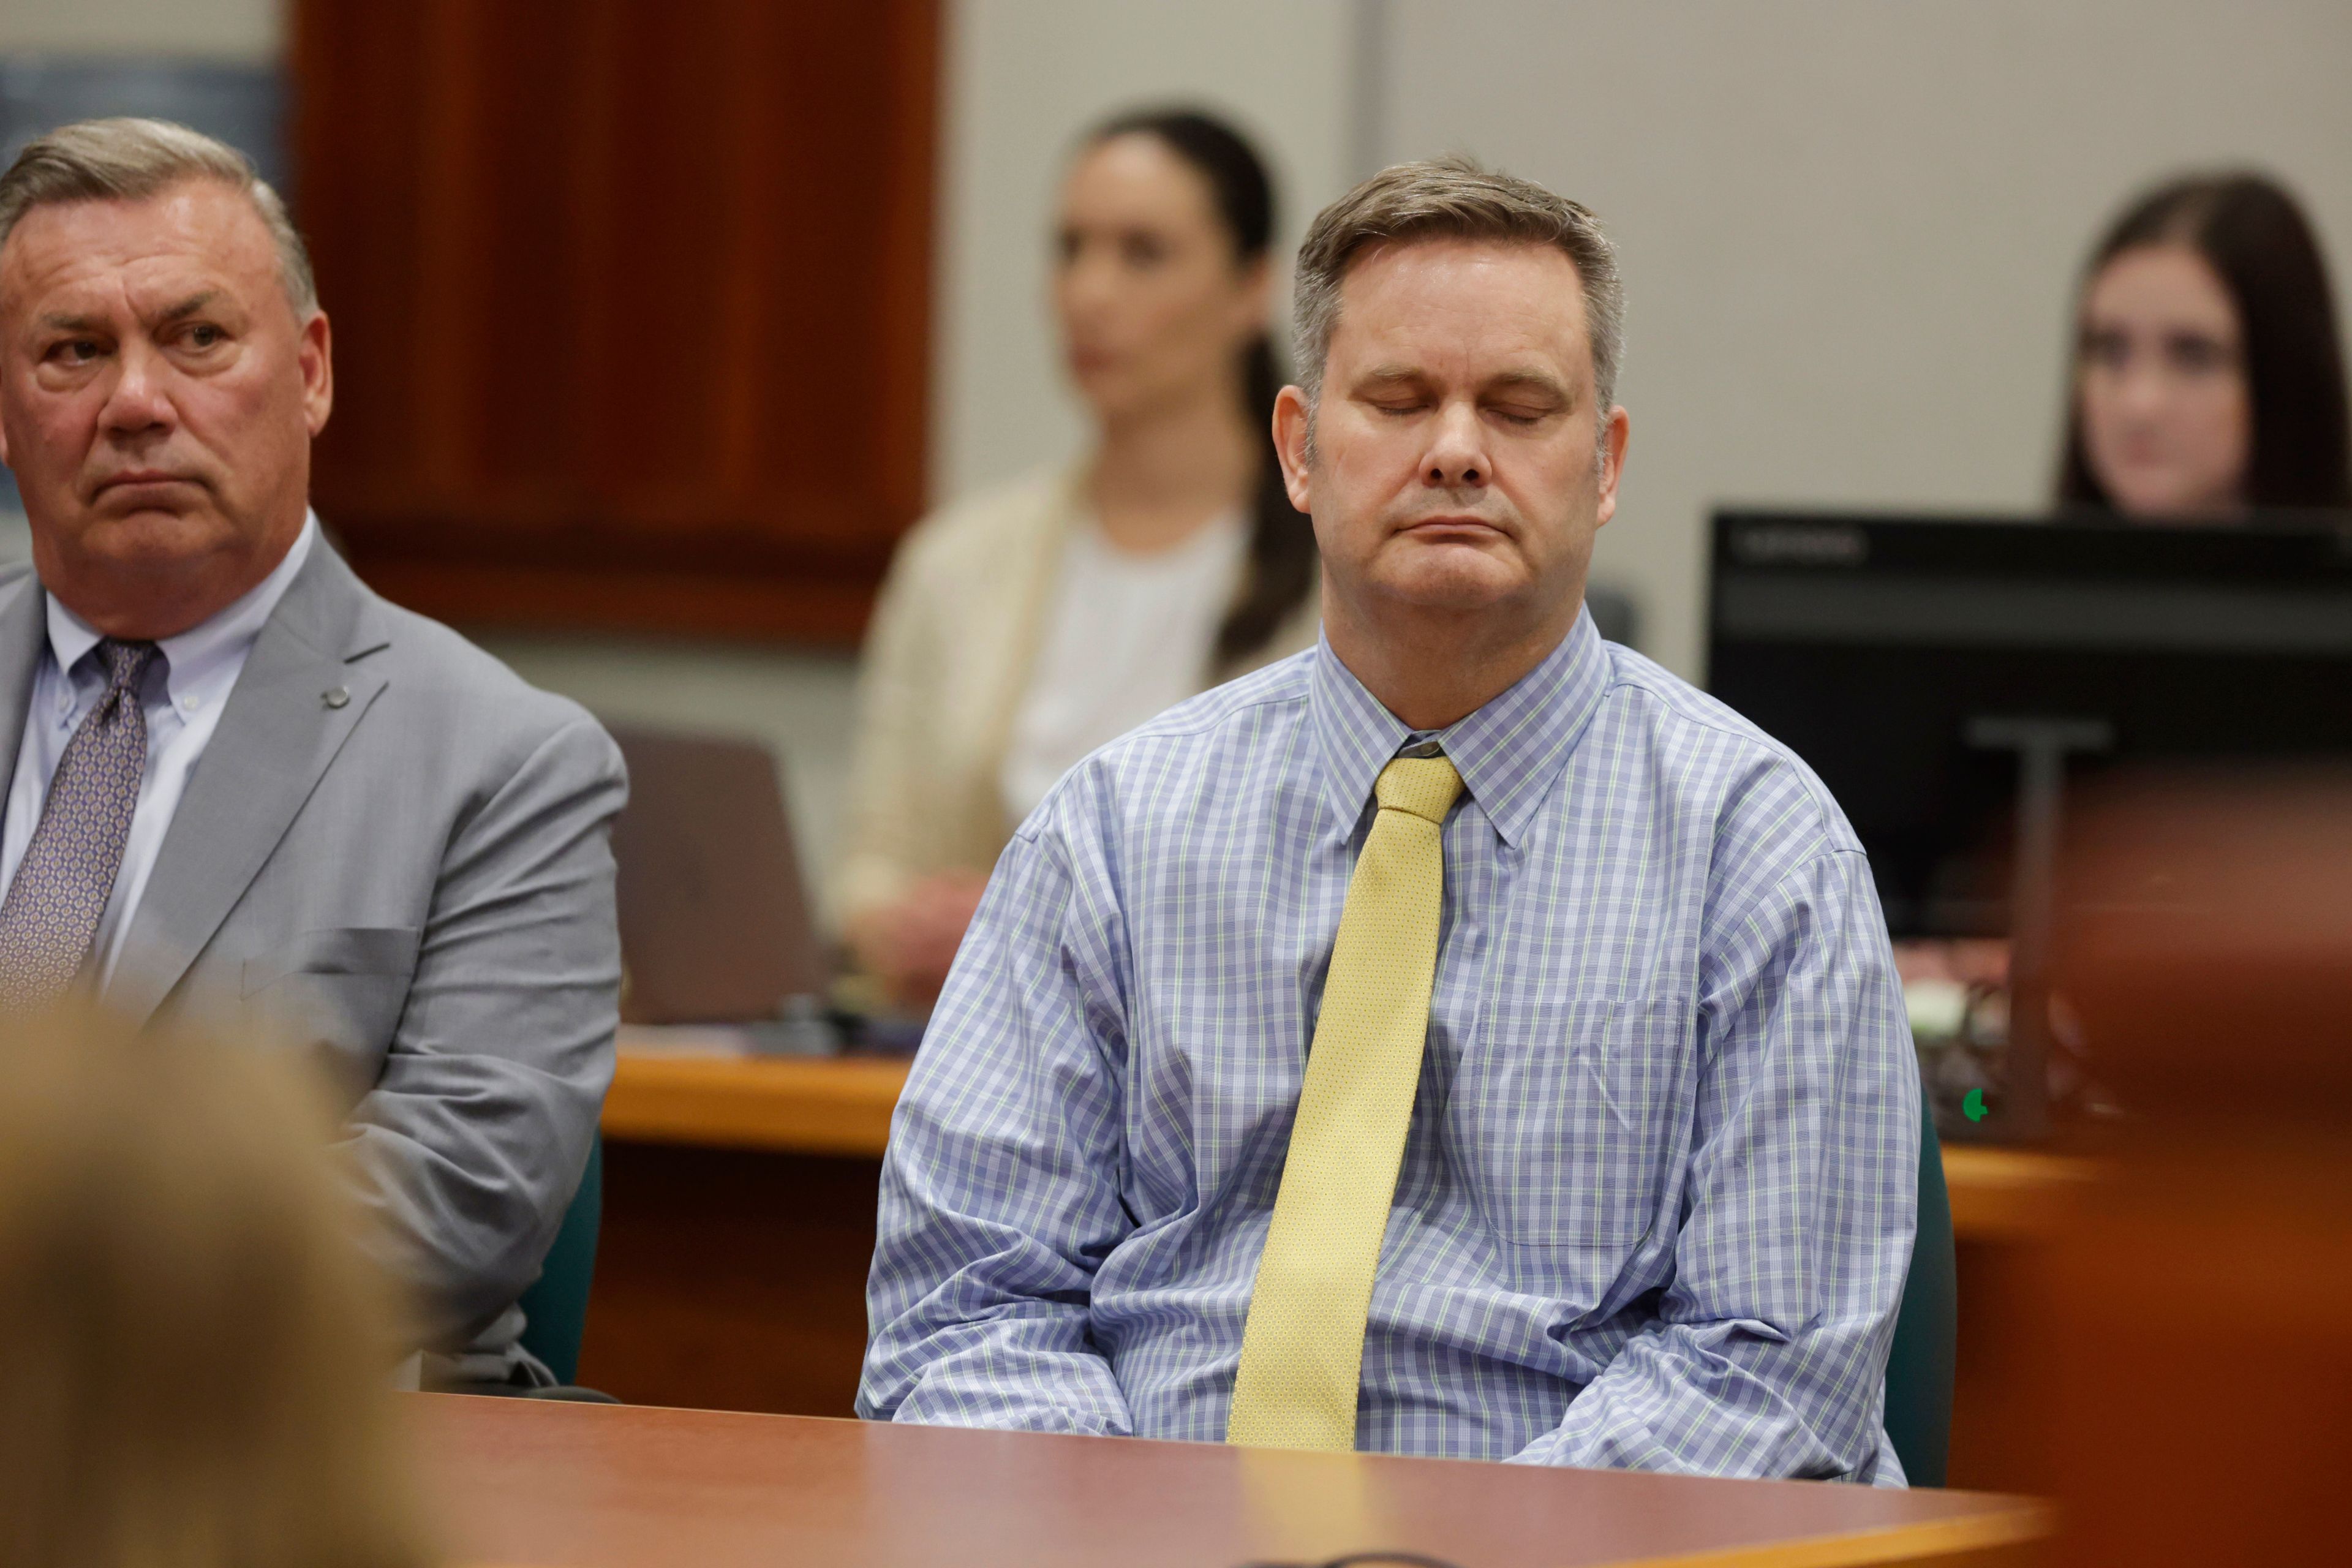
[1272,383,1314,514]
[1593,404,1631,528]
[300,309,334,437]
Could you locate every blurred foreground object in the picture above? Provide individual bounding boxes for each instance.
[2033,772,2352,1561]
[0,1009,431,1568]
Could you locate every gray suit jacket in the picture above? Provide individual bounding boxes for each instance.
[0,540,627,1380]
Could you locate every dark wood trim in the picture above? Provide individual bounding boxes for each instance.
[345,555,880,646]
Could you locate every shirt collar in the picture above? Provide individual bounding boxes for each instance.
[1308,606,1610,849]
[45,513,320,709]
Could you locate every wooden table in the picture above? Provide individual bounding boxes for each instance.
[601,1043,2098,1238]
[415,1393,2048,1567]
[601,1046,908,1157]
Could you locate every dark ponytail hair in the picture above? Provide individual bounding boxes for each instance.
[1088,107,1317,666]
[2057,171,2351,512]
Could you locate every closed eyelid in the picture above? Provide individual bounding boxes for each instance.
[1484,371,1569,403]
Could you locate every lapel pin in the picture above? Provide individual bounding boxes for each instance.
[322,685,351,710]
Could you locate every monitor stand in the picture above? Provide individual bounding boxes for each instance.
[1956,716,2114,1144]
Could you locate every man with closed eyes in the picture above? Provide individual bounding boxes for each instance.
[863,157,1919,1482]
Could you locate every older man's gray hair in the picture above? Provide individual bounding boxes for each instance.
[0,117,318,317]
[1291,154,1623,449]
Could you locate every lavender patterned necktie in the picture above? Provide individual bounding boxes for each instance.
[0,638,160,1004]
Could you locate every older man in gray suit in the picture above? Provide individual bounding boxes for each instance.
[0,118,624,1388]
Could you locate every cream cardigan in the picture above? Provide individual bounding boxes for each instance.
[831,466,1320,930]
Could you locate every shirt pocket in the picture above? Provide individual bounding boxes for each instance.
[241,927,422,1076]
[1454,995,1690,1253]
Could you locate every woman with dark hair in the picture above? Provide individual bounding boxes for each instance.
[2058,171,2351,518]
[839,108,1317,1007]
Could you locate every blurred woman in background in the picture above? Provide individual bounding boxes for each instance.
[0,1012,429,1568]
[837,108,1318,1008]
[2058,171,2351,519]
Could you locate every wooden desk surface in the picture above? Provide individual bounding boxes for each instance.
[603,1043,907,1158]
[604,1041,2097,1240]
[415,1394,2046,1568]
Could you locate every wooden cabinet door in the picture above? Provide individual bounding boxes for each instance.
[293,0,938,643]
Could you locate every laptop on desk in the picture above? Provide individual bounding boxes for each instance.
[606,726,829,1033]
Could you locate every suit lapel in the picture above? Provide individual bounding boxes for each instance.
[106,545,393,1024]
[0,569,50,802]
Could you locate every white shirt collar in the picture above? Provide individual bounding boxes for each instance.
[45,512,320,712]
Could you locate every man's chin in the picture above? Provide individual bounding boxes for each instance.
[39,505,237,577]
[1366,550,1532,614]
[80,503,224,548]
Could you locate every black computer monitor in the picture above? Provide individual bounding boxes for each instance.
[1708,508,2352,934]
[1706,508,2352,1136]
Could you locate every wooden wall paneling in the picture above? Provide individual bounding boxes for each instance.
[411,0,486,507]
[291,6,429,508]
[709,0,783,514]
[292,0,940,643]
[465,0,605,517]
[873,0,943,532]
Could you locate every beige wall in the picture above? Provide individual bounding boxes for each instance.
[1379,0,2352,677]
[0,0,277,58]
[932,0,1355,500]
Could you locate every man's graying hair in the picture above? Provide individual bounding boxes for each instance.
[1292,155,1623,443]
[0,118,318,317]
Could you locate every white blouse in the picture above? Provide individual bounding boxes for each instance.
[998,511,1248,824]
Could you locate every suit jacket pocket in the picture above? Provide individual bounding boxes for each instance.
[241,926,423,997]
[241,927,422,1082]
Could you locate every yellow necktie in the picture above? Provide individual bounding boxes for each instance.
[1226,753,1464,1452]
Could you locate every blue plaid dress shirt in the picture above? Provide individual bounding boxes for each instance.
[861,611,1919,1483]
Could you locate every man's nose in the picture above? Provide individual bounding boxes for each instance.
[1422,399,1489,488]
[97,342,177,440]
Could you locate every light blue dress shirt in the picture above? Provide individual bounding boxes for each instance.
[0,515,317,983]
[861,609,1920,1483]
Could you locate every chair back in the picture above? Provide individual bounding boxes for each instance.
[517,1133,603,1385]
[1884,1099,1957,1485]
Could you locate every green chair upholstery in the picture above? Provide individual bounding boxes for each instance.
[516,1132,603,1387]
[1883,1099,1957,1486]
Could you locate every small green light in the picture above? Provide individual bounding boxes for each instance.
[1962,1088,1989,1123]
